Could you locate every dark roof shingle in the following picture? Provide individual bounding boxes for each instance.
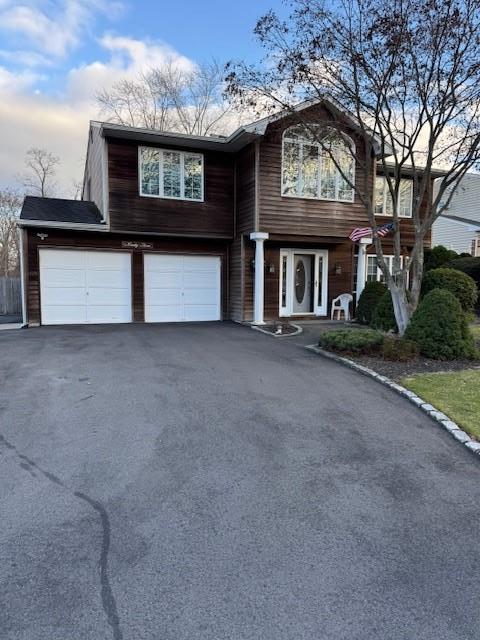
[20,196,104,225]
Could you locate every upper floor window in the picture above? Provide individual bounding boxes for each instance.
[139,146,203,201]
[374,177,413,218]
[282,125,355,202]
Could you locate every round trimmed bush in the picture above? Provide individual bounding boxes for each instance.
[424,245,458,271]
[449,256,480,309]
[421,267,477,312]
[356,281,387,325]
[405,288,476,360]
[371,290,397,332]
[319,328,384,354]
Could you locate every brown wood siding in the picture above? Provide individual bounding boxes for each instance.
[229,236,244,322]
[256,104,432,247]
[257,105,372,238]
[107,138,234,238]
[230,143,256,321]
[25,229,228,325]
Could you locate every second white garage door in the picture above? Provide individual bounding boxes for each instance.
[144,254,221,322]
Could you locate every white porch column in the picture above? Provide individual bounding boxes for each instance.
[356,237,372,304]
[250,231,269,324]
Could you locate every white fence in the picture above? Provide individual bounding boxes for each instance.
[0,277,21,315]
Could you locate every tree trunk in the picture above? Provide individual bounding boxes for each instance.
[390,283,411,336]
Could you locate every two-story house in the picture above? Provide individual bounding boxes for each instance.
[18,99,436,327]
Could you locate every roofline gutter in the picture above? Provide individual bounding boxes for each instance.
[17,220,109,232]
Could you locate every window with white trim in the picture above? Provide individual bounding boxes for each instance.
[374,177,413,218]
[366,255,406,283]
[282,126,355,202]
[139,146,203,201]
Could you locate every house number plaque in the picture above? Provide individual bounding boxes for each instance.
[121,241,154,249]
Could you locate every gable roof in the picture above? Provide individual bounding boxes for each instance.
[97,96,391,156]
[20,196,104,225]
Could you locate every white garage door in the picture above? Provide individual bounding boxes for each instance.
[40,249,132,325]
[144,254,221,322]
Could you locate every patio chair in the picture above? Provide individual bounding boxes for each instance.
[331,293,353,321]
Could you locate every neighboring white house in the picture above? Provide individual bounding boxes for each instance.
[432,173,480,255]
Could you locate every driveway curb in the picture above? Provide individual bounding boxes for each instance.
[305,344,480,457]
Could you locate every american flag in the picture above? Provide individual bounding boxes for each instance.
[349,222,394,242]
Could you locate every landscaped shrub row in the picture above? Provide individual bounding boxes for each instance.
[319,328,384,354]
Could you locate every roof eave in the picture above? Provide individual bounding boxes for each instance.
[17,219,108,231]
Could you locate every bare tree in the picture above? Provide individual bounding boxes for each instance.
[97,60,233,135]
[23,148,59,197]
[0,189,22,276]
[226,0,480,334]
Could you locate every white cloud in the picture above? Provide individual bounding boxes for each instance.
[0,36,199,196]
[0,0,125,61]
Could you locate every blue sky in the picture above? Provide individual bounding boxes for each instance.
[0,0,288,192]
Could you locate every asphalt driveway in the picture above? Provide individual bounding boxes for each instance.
[1,322,479,640]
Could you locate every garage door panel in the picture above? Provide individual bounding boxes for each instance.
[184,271,219,288]
[41,267,86,288]
[86,269,130,288]
[184,288,219,305]
[87,287,132,306]
[144,254,221,323]
[40,249,132,325]
[145,288,182,306]
[86,305,132,324]
[86,251,130,270]
[184,305,219,321]
[41,305,87,325]
[41,250,86,269]
[183,256,218,271]
[145,270,183,289]
[146,304,183,323]
[41,286,85,306]
[145,254,182,270]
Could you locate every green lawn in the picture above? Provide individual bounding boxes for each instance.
[401,370,480,439]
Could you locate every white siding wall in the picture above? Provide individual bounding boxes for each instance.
[432,217,476,253]
[432,173,480,252]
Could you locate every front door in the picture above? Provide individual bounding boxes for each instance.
[280,249,328,317]
[293,254,314,313]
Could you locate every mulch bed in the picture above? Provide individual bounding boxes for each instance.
[353,354,480,381]
[315,321,480,381]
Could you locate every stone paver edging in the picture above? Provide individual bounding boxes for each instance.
[306,344,480,457]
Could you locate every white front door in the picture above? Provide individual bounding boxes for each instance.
[39,249,132,325]
[280,249,328,317]
[144,254,221,322]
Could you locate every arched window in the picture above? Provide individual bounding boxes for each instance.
[282,125,355,202]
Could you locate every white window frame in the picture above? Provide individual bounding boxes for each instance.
[366,254,408,285]
[281,126,355,203]
[374,177,413,218]
[138,146,204,202]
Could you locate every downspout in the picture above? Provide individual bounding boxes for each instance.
[18,226,27,326]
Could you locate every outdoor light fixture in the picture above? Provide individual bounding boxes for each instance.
[334,263,342,275]
[268,263,275,274]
